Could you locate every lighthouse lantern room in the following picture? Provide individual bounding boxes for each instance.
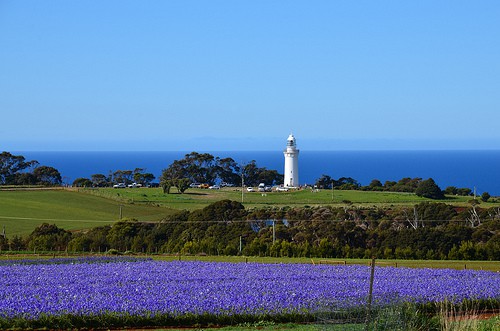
[283,134,299,187]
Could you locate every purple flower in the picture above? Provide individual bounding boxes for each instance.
[0,260,498,319]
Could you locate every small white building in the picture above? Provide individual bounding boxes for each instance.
[283,134,299,187]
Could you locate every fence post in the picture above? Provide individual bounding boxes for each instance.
[364,257,376,330]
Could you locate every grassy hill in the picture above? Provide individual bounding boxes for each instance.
[83,186,483,209]
[0,189,177,237]
[1,187,497,237]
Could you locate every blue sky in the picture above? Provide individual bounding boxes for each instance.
[1,1,499,151]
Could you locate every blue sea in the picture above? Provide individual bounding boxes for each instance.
[18,150,500,195]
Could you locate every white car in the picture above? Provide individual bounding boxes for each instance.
[276,186,289,192]
[209,185,220,190]
[246,187,255,192]
[113,183,126,188]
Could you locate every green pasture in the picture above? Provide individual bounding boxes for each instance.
[81,186,484,210]
[0,189,177,237]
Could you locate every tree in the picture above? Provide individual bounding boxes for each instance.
[10,235,26,251]
[215,157,241,186]
[0,152,38,185]
[134,172,155,185]
[161,180,173,194]
[174,178,191,193]
[315,174,333,189]
[258,169,283,186]
[368,179,383,191]
[445,186,458,195]
[161,152,217,185]
[336,177,360,190]
[33,166,62,186]
[161,178,191,194]
[106,219,142,251]
[14,172,37,185]
[91,174,109,187]
[73,177,92,187]
[27,223,72,251]
[112,170,133,184]
[481,192,491,202]
[415,178,444,199]
[242,160,260,186]
[391,177,422,193]
[457,188,473,196]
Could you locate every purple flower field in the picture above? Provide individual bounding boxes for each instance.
[0,260,499,321]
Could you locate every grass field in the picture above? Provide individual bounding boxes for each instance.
[0,189,178,237]
[1,186,498,237]
[81,186,490,210]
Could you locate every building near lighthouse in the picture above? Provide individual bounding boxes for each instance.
[283,134,299,187]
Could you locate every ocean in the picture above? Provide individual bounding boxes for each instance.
[18,150,500,195]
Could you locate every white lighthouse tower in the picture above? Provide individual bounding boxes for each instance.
[283,133,299,187]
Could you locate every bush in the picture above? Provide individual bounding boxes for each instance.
[415,178,444,200]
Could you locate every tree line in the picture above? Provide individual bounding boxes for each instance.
[315,175,487,201]
[73,169,156,188]
[0,152,62,186]
[159,152,283,192]
[3,200,498,261]
[74,152,282,190]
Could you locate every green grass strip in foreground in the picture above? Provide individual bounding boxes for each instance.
[1,301,498,331]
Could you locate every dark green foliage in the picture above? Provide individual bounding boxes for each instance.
[0,151,66,186]
[33,166,62,186]
[415,178,445,199]
[315,174,333,189]
[161,178,191,194]
[242,160,283,186]
[91,173,109,187]
[27,223,72,251]
[415,202,457,221]
[368,179,383,191]
[0,151,39,184]
[160,152,283,188]
[134,172,155,185]
[482,192,491,202]
[72,177,92,187]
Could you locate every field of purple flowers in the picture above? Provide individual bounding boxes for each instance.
[0,259,499,328]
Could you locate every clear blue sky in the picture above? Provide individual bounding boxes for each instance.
[1,1,499,151]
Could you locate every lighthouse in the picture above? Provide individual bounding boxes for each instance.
[283,133,299,187]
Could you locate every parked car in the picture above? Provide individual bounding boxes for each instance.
[190,183,201,188]
[209,185,220,190]
[276,186,289,192]
[246,187,255,192]
[199,183,210,189]
[113,183,126,188]
[128,183,142,188]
